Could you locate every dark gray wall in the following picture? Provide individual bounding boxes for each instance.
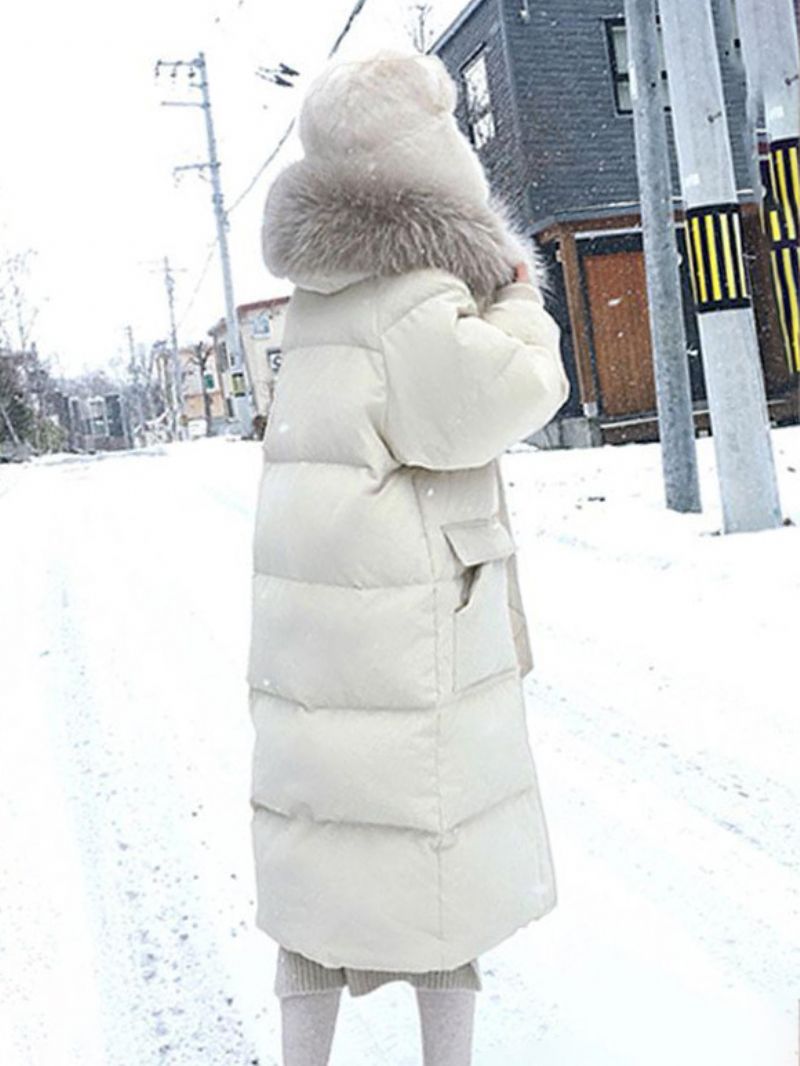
[435,0,756,232]
[436,0,529,225]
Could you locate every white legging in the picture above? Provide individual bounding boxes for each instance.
[280,986,476,1066]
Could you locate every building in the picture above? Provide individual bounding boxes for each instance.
[61,392,131,452]
[207,296,289,435]
[207,317,242,431]
[431,0,798,445]
[238,297,290,419]
[178,342,227,437]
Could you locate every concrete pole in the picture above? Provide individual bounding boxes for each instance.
[736,0,800,144]
[196,52,253,437]
[163,256,186,441]
[658,0,783,533]
[126,324,147,444]
[625,0,702,514]
[736,0,800,381]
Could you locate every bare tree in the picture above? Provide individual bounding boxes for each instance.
[187,341,215,437]
[0,355,30,448]
[0,344,66,453]
[0,249,44,452]
[0,249,40,353]
[406,3,434,53]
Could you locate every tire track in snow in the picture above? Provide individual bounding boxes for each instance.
[526,673,800,1009]
[13,454,266,1065]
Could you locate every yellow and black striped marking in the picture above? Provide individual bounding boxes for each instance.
[684,202,752,314]
[759,137,799,373]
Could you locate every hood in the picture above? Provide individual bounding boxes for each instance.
[261,158,546,311]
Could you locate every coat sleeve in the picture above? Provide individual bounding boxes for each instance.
[380,275,570,470]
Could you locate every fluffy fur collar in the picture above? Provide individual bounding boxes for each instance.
[262,159,544,311]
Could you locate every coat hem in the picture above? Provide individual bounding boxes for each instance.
[255,893,557,974]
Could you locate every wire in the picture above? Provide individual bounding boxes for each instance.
[176,242,217,331]
[176,0,372,330]
[227,0,371,217]
[227,118,296,215]
[326,0,370,57]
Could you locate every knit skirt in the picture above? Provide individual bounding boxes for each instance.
[274,946,483,999]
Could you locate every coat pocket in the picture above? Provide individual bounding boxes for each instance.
[441,516,519,691]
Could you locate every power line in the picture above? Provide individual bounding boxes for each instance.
[327,0,370,57]
[172,0,371,334]
[227,0,371,218]
[176,241,217,331]
[227,119,297,215]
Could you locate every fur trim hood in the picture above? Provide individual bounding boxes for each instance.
[262,159,545,311]
[261,51,544,310]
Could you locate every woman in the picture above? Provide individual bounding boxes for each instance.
[248,49,569,1066]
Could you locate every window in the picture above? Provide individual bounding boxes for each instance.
[461,49,496,149]
[105,394,124,438]
[251,311,272,338]
[88,396,108,437]
[730,0,742,49]
[605,18,669,115]
[231,370,247,398]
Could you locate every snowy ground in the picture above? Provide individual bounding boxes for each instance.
[1,427,798,1066]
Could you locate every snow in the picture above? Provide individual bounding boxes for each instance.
[1,428,798,1065]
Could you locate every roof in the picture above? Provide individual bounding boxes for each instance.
[207,294,291,337]
[237,296,290,317]
[428,0,489,55]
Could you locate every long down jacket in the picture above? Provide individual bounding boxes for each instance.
[247,165,570,972]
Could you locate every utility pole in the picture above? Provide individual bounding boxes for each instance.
[126,324,148,445]
[736,0,799,145]
[163,256,186,440]
[156,53,253,437]
[735,0,800,379]
[625,0,701,514]
[658,0,782,533]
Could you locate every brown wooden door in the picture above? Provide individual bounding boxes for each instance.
[583,251,656,418]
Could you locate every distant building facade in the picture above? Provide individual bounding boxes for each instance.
[58,392,131,452]
[178,342,227,436]
[238,297,290,419]
[432,0,798,445]
[206,295,290,435]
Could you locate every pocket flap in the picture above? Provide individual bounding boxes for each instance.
[441,516,516,566]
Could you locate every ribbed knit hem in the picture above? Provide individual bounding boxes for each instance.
[274,946,483,999]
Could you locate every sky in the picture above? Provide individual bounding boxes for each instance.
[0,0,468,377]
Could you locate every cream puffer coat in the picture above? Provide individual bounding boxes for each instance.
[247,270,569,971]
[248,53,569,972]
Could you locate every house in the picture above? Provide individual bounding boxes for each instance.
[207,317,244,431]
[59,392,131,452]
[431,0,798,445]
[237,297,290,419]
[206,296,290,434]
[178,342,227,437]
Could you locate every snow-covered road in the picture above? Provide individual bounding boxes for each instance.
[1,431,798,1065]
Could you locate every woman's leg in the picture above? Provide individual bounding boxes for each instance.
[415,988,476,1066]
[280,989,342,1066]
